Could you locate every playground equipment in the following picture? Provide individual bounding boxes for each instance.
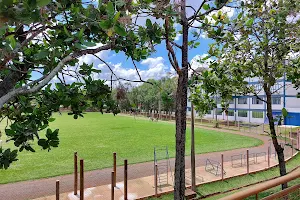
[231,151,267,168]
[154,146,174,187]
[205,159,226,176]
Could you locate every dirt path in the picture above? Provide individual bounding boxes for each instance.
[0,124,284,200]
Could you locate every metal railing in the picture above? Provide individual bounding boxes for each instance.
[220,168,300,200]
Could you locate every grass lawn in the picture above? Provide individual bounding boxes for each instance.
[0,112,262,184]
[147,153,300,200]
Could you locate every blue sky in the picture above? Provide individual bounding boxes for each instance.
[73,33,216,87]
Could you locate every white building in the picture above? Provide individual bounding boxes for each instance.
[187,77,300,126]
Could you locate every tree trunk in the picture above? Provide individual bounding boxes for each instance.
[174,0,188,199]
[174,71,188,199]
[264,85,287,190]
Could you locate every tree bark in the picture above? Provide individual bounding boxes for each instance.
[264,84,287,190]
[174,1,188,199]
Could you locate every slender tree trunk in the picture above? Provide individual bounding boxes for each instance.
[264,84,287,190]
[174,1,188,199]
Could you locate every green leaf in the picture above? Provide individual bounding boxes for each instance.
[63,26,71,37]
[203,4,210,10]
[114,24,126,36]
[5,129,14,136]
[75,43,85,49]
[282,107,288,117]
[82,41,96,47]
[113,12,121,23]
[6,35,16,49]
[99,20,112,29]
[78,28,84,39]
[34,50,48,60]
[49,118,55,122]
[64,37,74,42]
[106,2,114,17]
[246,18,254,27]
[146,19,152,28]
[37,0,51,7]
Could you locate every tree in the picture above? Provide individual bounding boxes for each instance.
[152,0,230,198]
[0,0,161,169]
[191,0,300,190]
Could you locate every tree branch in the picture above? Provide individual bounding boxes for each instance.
[0,44,112,108]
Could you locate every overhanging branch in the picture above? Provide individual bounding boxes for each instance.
[0,44,112,108]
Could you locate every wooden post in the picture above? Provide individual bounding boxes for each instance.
[263,123,265,134]
[297,130,300,150]
[155,164,158,197]
[238,121,240,131]
[291,141,294,156]
[80,159,84,200]
[247,150,249,174]
[268,147,270,168]
[221,154,224,180]
[56,180,60,200]
[113,152,116,187]
[124,160,128,200]
[111,171,115,200]
[74,152,78,195]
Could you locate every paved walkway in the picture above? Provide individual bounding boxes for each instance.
[0,124,293,200]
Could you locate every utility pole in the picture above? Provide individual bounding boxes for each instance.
[191,102,196,191]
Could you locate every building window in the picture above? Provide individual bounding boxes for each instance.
[238,98,247,104]
[252,111,264,118]
[252,97,263,104]
[272,97,281,105]
[238,110,248,117]
[254,84,263,92]
[187,107,191,111]
[271,83,282,93]
[229,99,234,104]
[207,110,212,114]
[227,110,234,116]
[217,109,223,115]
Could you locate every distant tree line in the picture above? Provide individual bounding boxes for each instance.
[112,77,177,116]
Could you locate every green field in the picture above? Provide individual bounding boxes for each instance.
[0,113,263,184]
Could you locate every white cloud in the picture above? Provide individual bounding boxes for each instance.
[95,57,174,86]
[175,33,182,41]
[189,54,212,77]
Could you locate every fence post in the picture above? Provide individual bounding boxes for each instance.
[238,121,240,131]
[111,171,115,200]
[124,160,128,200]
[297,130,300,150]
[268,147,270,168]
[113,152,117,187]
[155,164,158,197]
[74,152,78,195]
[56,180,60,200]
[80,159,84,200]
[291,141,294,156]
[263,123,265,134]
[247,150,249,174]
[221,154,224,180]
